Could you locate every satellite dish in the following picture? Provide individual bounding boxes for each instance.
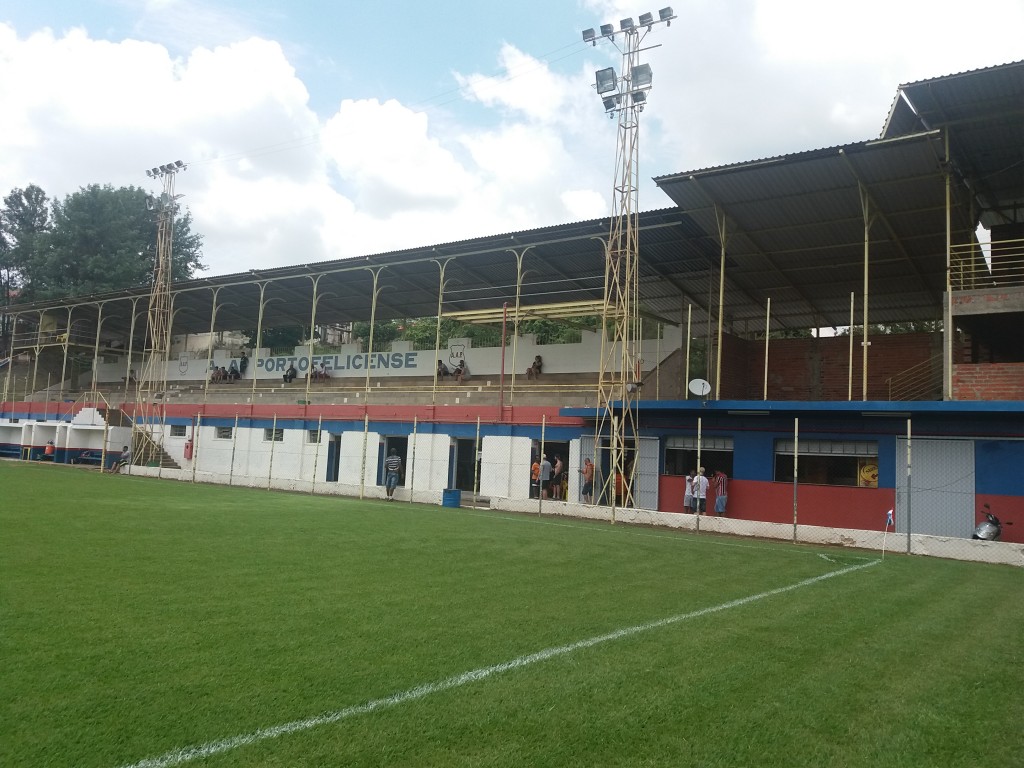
[688,378,711,397]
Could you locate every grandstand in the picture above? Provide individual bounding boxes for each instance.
[2,61,1023,564]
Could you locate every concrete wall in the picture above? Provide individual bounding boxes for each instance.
[91,329,684,384]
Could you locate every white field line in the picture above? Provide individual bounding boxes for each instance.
[117,559,879,768]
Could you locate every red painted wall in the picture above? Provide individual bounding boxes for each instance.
[975,493,1024,544]
[658,477,896,530]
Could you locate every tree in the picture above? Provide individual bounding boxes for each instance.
[1,185,51,344]
[837,321,942,336]
[351,320,404,349]
[240,326,312,353]
[16,184,204,301]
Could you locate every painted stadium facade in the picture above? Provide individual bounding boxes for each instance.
[3,62,1023,565]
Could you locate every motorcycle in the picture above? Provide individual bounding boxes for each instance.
[972,503,1002,541]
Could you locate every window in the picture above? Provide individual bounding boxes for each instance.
[308,429,322,444]
[170,425,186,437]
[215,426,233,440]
[264,428,284,442]
[774,439,878,487]
[664,436,733,477]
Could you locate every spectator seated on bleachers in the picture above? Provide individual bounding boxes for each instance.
[310,362,330,382]
[527,355,543,380]
[437,360,451,379]
[454,360,470,383]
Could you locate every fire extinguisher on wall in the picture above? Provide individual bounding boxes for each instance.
[184,439,193,460]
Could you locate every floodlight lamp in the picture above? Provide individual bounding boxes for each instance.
[631,63,653,89]
[174,160,184,168]
[659,6,674,25]
[639,12,654,26]
[632,90,647,104]
[595,67,617,94]
[160,164,169,173]
[145,170,153,178]
[582,28,596,44]
[620,17,634,31]
[151,167,160,176]
[602,94,620,111]
[600,23,615,37]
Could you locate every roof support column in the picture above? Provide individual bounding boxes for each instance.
[90,302,107,398]
[58,307,74,401]
[362,267,386,400]
[30,310,45,396]
[714,205,728,400]
[306,275,332,402]
[860,184,874,401]
[249,283,283,398]
[508,246,534,406]
[431,259,452,405]
[2,312,20,403]
[203,287,223,404]
[943,133,953,401]
[125,298,143,402]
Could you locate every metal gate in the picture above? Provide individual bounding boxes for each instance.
[895,438,975,538]
[579,433,658,510]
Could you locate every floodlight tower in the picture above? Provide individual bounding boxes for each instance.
[136,161,186,456]
[583,8,674,511]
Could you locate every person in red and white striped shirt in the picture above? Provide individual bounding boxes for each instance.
[713,471,728,515]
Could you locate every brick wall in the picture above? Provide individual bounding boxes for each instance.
[953,363,1024,400]
[717,332,942,401]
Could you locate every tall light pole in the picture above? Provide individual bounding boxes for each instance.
[584,8,674,511]
[136,160,185,461]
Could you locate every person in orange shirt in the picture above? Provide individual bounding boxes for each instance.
[530,458,541,499]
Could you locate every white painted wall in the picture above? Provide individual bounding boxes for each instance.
[480,435,533,499]
[408,433,453,493]
[340,430,380,489]
[90,327,684,383]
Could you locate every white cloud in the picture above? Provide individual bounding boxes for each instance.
[4,2,1022,281]
[0,22,612,277]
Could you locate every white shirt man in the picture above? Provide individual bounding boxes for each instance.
[691,468,709,514]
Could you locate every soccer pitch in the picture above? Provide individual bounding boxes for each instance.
[2,462,1022,768]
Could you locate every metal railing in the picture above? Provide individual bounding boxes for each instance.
[951,237,1024,291]
[886,353,943,401]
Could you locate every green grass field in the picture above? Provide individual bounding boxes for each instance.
[2,461,1022,768]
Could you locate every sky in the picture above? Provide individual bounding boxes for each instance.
[2,0,1023,278]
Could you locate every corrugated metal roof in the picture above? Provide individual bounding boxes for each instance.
[653,131,976,330]
[7,63,1021,344]
[883,59,1024,229]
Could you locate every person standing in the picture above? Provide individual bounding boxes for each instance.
[580,458,594,504]
[552,455,564,500]
[713,470,729,515]
[539,455,552,499]
[683,470,694,514]
[384,448,403,502]
[692,467,709,515]
[530,457,541,498]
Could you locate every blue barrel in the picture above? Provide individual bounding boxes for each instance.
[441,488,462,508]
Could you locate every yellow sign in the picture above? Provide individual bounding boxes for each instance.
[859,460,878,488]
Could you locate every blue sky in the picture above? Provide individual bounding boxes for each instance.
[3,1,1023,276]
